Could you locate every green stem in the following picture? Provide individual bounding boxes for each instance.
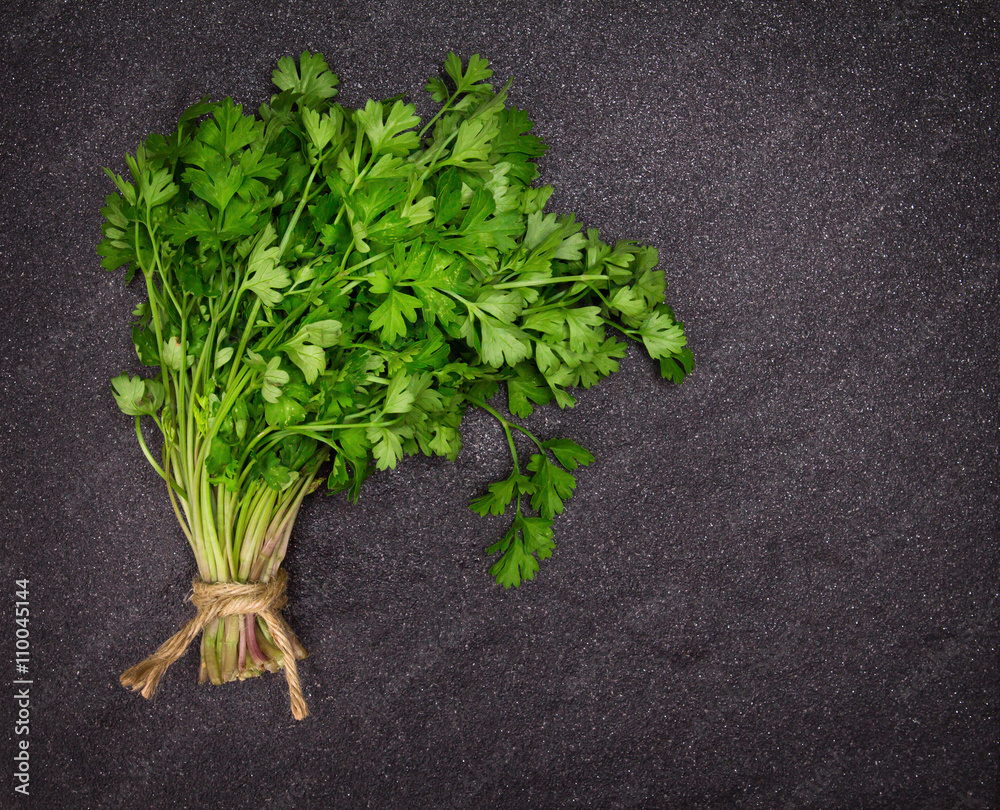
[237,487,278,581]
[250,464,319,581]
[475,402,522,469]
[225,298,261,393]
[231,481,264,566]
[508,421,546,452]
[202,618,222,685]
[134,417,168,481]
[418,87,461,139]
[200,464,226,580]
[278,163,321,261]
[492,273,609,290]
[603,318,640,341]
[220,615,240,682]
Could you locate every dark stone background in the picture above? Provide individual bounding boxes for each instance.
[0,1,996,808]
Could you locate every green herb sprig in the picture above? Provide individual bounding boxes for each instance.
[99,52,692,694]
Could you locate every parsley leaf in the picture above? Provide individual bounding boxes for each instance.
[111,373,164,416]
[639,304,688,360]
[272,51,339,109]
[487,514,556,589]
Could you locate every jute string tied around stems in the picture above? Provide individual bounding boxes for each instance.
[119,568,308,720]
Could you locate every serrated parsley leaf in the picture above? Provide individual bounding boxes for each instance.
[526,453,577,518]
[111,373,164,416]
[296,319,342,347]
[382,374,415,414]
[264,392,307,427]
[447,117,496,166]
[659,345,695,383]
[479,318,532,367]
[609,286,648,319]
[214,346,234,369]
[469,471,533,517]
[369,289,422,343]
[487,513,555,588]
[300,107,341,154]
[639,304,687,359]
[356,99,420,156]
[197,98,259,158]
[542,438,594,471]
[506,369,551,417]
[272,50,339,109]
[367,425,403,470]
[444,52,493,93]
[242,224,289,306]
[162,336,196,372]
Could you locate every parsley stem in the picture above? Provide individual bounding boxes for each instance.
[277,163,321,261]
[602,319,639,340]
[473,401,522,470]
[237,486,278,581]
[199,465,226,580]
[134,416,168,481]
[226,298,261,392]
[164,453,195,543]
[418,88,461,139]
[342,250,388,273]
[136,224,166,361]
[491,273,609,290]
[507,421,546,452]
[148,228,185,319]
[281,418,394,433]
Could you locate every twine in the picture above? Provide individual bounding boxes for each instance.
[120,568,308,720]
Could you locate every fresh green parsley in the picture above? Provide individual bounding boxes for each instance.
[99,52,693,686]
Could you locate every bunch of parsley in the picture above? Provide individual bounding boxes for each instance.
[98,52,692,686]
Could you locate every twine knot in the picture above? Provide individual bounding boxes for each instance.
[120,569,308,720]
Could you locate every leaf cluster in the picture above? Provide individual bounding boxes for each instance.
[98,52,692,586]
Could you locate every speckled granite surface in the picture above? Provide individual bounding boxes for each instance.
[0,2,996,807]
